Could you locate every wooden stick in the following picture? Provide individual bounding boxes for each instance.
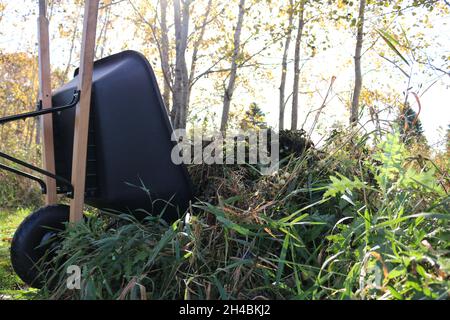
[69,0,99,222]
[38,0,57,205]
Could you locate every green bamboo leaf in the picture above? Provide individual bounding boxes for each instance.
[276,233,290,285]
[195,203,254,236]
[212,276,228,299]
[377,29,410,66]
[145,223,177,266]
[387,285,404,300]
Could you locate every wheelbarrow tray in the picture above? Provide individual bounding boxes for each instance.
[52,50,192,221]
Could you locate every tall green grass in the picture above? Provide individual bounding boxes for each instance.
[40,129,449,300]
[0,208,39,299]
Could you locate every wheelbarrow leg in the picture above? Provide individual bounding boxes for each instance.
[69,0,99,222]
[38,0,57,205]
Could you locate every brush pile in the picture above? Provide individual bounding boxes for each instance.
[41,129,449,300]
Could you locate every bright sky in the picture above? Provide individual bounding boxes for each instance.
[1,1,449,150]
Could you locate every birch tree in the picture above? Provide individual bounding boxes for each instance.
[131,0,217,129]
[220,0,246,133]
[95,1,113,59]
[291,0,306,131]
[350,0,366,125]
[160,0,171,110]
[187,0,213,108]
[279,0,294,131]
[172,0,190,129]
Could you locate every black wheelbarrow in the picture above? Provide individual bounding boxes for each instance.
[0,0,192,288]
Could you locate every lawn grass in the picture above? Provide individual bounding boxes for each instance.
[0,208,39,300]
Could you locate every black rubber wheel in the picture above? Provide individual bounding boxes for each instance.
[10,204,69,288]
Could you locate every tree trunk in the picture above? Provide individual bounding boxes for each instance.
[220,0,246,133]
[95,3,111,59]
[350,0,366,124]
[160,0,171,111]
[291,0,306,131]
[172,0,190,129]
[180,0,190,128]
[62,8,81,85]
[172,0,183,126]
[188,0,213,107]
[279,0,294,131]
